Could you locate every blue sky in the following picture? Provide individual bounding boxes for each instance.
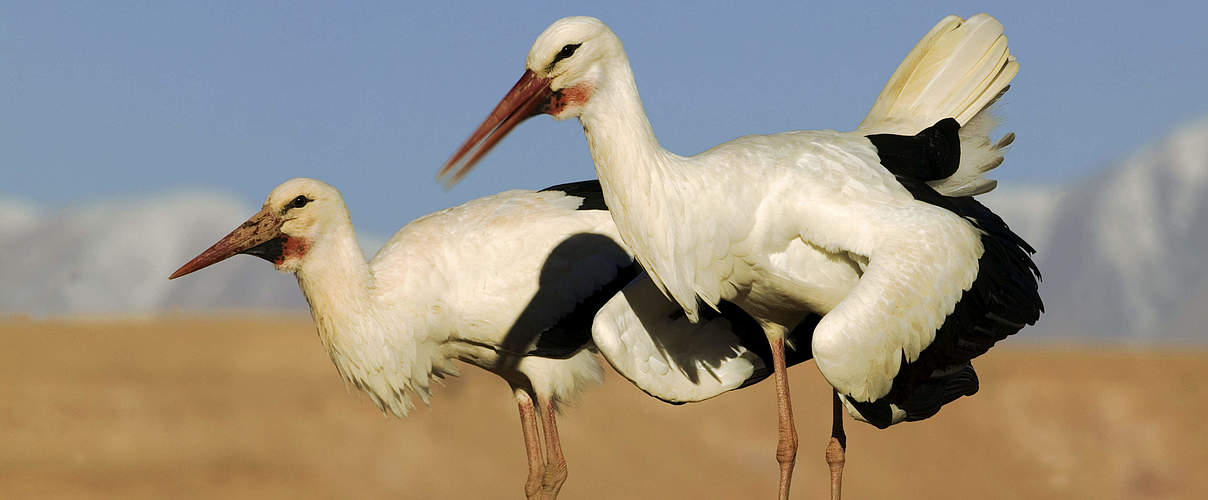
[3,1,1205,236]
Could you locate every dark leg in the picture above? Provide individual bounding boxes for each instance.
[827,390,847,500]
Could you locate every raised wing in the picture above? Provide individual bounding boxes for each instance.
[859,13,1019,198]
[860,13,1016,135]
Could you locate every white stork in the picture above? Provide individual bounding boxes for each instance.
[440,14,1042,500]
[169,177,815,499]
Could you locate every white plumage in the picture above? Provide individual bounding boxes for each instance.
[170,177,805,499]
[171,178,620,499]
[441,13,1040,500]
[593,274,816,404]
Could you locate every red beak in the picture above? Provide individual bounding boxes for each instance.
[169,208,285,280]
[438,70,554,187]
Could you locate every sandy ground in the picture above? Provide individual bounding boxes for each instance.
[1,316,1205,499]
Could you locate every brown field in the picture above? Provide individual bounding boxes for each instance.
[1,316,1205,499]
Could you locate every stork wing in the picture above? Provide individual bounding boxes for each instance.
[860,14,1017,136]
[593,272,814,403]
[859,14,1019,198]
[372,181,635,360]
[501,181,638,358]
[811,179,1041,427]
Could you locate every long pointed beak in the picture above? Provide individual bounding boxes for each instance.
[169,208,284,280]
[438,70,553,187]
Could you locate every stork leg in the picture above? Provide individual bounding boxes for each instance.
[513,387,545,500]
[826,389,847,500]
[769,331,798,500]
[538,396,568,499]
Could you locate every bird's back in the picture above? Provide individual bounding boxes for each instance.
[629,128,919,319]
[366,187,628,403]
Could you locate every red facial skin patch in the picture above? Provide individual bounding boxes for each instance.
[546,83,594,117]
[278,236,311,265]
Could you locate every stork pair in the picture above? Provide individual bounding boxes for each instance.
[173,13,1040,500]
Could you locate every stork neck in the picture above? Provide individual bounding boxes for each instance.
[293,220,438,417]
[579,57,671,187]
[294,222,377,332]
[577,54,682,253]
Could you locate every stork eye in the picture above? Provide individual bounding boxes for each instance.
[553,43,581,64]
[287,195,311,210]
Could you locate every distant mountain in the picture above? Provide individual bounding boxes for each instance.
[980,185,1063,257]
[1035,117,1208,340]
[0,192,305,316]
[0,199,40,239]
[985,116,1208,340]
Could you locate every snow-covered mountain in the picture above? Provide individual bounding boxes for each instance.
[1035,118,1208,340]
[980,185,1063,257]
[985,117,1208,340]
[0,192,306,316]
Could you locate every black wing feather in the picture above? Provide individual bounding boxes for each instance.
[867,118,961,181]
[540,180,608,211]
[849,119,1043,428]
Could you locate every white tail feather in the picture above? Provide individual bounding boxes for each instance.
[858,13,1019,197]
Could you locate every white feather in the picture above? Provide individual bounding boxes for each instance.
[592,273,766,403]
[253,180,619,416]
[858,13,1019,197]
[516,15,1017,409]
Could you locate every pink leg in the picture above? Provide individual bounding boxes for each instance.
[538,397,568,499]
[770,335,798,500]
[826,390,847,500]
[514,388,545,499]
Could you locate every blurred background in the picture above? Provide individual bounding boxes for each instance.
[2,1,1205,499]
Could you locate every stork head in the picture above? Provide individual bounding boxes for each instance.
[170,178,345,279]
[439,16,620,186]
[525,16,615,118]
